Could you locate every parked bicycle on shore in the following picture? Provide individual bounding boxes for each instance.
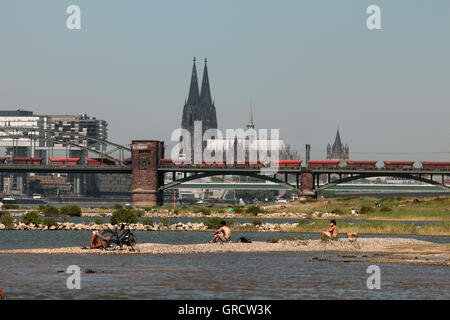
[101,223,137,250]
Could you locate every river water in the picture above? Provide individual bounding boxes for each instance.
[0,231,449,299]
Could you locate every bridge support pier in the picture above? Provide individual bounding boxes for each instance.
[131,140,164,207]
[299,169,316,198]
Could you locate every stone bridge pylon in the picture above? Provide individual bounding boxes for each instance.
[131,140,164,207]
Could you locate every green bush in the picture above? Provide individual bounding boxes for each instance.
[173,209,179,215]
[110,208,138,225]
[204,217,229,229]
[252,219,262,226]
[231,206,243,214]
[111,204,123,210]
[379,206,392,212]
[22,211,43,225]
[330,208,343,215]
[360,206,375,214]
[135,209,145,217]
[94,218,103,225]
[160,218,169,226]
[43,218,59,228]
[246,205,260,216]
[142,219,155,226]
[39,205,60,216]
[193,206,211,215]
[0,211,15,229]
[59,205,81,217]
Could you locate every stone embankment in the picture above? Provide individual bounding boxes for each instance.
[0,221,209,232]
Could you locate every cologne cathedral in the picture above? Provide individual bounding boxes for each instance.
[180,57,217,151]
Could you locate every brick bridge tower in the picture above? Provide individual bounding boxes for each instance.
[131,140,164,207]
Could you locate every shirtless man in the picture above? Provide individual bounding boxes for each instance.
[89,230,111,249]
[320,219,338,239]
[209,221,231,243]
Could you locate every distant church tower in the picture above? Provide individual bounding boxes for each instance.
[181,58,218,152]
[327,129,349,160]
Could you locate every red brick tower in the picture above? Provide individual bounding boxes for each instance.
[131,140,164,207]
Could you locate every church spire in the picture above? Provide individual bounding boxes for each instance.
[333,129,342,150]
[200,57,212,105]
[246,104,255,129]
[187,57,200,105]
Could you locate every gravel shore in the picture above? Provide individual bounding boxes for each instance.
[0,238,435,255]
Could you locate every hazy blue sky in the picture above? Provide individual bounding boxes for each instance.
[0,0,449,160]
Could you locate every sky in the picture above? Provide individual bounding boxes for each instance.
[0,0,449,161]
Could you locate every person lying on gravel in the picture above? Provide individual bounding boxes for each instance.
[209,220,231,243]
[320,220,338,240]
[90,230,111,249]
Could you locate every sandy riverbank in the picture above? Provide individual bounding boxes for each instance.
[1,238,449,265]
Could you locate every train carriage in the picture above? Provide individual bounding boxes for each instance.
[421,161,450,169]
[307,160,340,169]
[49,158,81,166]
[86,158,116,166]
[271,160,303,168]
[383,161,415,169]
[13,157,44,165]
[345,160,377,169]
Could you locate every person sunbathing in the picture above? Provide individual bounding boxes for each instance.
[320,220,339,239]
[90,230,111,249]
[209,221,231,243]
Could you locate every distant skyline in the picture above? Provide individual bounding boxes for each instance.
[0,0,449,161]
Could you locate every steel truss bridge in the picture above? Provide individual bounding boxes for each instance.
[157,166,450,192]
[0,127,131,164]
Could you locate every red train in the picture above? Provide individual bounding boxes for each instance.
[13,157,44,165]
[383,161,415,169]
[421,161,450,169]
[86,158,116,166]
[307,160,340,169]
[345,160,377,169]
[271,160,303,168]
[49,158,81,166]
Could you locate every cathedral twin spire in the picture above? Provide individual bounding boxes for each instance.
[186,57,213,107]
[181,57,218,147]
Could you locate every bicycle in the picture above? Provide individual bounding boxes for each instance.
[101,223,137,251]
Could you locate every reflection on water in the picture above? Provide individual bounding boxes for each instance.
[0,252,448,300]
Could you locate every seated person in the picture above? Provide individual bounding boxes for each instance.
[209,221,231,243]
[346,232,359,239]
[320,219,338,239]
[90,230,111,249]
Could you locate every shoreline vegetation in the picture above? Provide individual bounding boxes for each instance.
[0,196,449,236]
